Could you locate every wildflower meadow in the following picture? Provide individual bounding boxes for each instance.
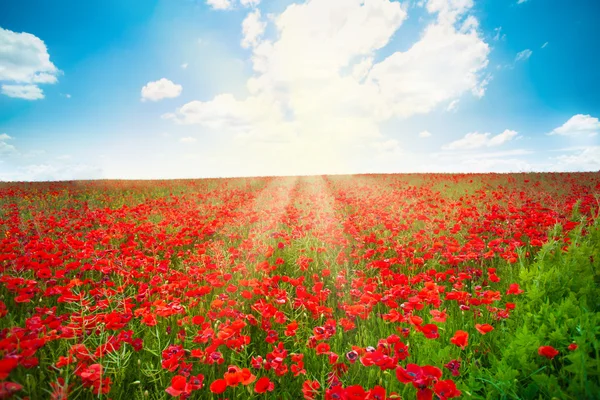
[0,173,599,399]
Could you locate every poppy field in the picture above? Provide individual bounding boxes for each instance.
[0,173,599,400]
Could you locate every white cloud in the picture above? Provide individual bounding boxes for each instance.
[180,137,197,143]
[552,146,600,171]
[351,57,374,81]
[241,10,266,49]
[367,21,489,117]
[0,27,59,100]
[443,132,489,150]
[0,27,59,83]
[517,0,528,4]
[240,0,260,7]
[548,114,600,137]
[515,49,532,62]
[141,78,182,102]
[166,0,491,175]
[165,93,282,128]
[443,129,518,150]
[493,27,505,41]
[2,84,44,100]
[541,42,548,49]
[426,0,474,25]
[65,93,71,98]
[446,99,459,112]
[206,0,232,10]
[181,63,189,69]
[419,130,432,138]
[488,129,519,146]
[0,134,16,154]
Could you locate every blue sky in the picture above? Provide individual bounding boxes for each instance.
[0,0,599,180]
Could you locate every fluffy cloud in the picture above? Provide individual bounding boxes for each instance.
[548,114,600,137]
[179,137,197,143]
[488,129,519,146]
[419,130,432,138]
[552,146,600,171]
[206,0,233,10]
[442,129,518,150]
[141,78,182,102]
[240,0,260,7]
[0,27,59,100]
[515,49,532,62]
[0,133,16,154]
[168,0,491,175]
[165,93,283,128]
[426,0,474,25]
[367,21,489,117]
[2,84,44,100]
[241,10,266,49]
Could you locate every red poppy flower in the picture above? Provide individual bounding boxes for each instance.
[344,385,367,399]
[165,375,188,397]
[430,309,447,323]
[419,324,440,339]
[409,387,430,400]
[444,359,461,377]
[506,283,524,295]
[0,382,23,398]
[450,331,468,349]
[285,321,299,336]
[239,368,256,385]
[210,379,227,394]
[475,324,494,335]
[434,379,461,399]
[538,346,559,359]
[316,342,330,355]
[396,363,442,389]
[0,358,18,380]
[254,377,274,393]
[365,385,386,399]
[189,374,204,390]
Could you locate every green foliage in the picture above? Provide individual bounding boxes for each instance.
[473,220,600,399]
